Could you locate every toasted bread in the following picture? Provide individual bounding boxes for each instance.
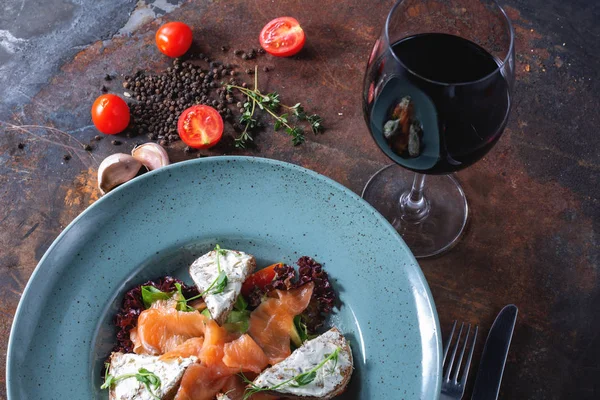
[251,327,353,399]
[108,352,196,400]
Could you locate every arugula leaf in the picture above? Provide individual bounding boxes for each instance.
[234,295,248,311]
[293,315,309,344]
[223,310,251,333]
[141,286,171,309]
[201,308,212,318]
[173,283,196,312]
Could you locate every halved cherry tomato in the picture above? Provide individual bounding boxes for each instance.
[155,22,193,58]
[91,94,130,135]
[177,105,223,149]
[241,263,282,297]
[259,17,306,57]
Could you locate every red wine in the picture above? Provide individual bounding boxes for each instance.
[364,33,510,174]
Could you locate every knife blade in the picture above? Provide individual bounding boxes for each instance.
[471,304,518,400]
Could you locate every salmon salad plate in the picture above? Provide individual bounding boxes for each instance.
[6,157,442,400]
[104,249,352,400]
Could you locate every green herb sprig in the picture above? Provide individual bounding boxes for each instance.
[226,66,323,148]
[182,244,229,308]
[200,244,229,296]
[101,364,162,400]
[139,245,228,312]
[240,347,341,399]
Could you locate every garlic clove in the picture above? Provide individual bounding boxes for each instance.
[98,153,142,194]
[131,142,170,171]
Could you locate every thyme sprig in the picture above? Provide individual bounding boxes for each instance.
[240,347,340,399]
[226,66,323,148]
[101,364,162,400]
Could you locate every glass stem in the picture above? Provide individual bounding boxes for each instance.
[399,173,430,223]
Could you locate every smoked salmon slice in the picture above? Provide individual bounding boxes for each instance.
[223,334,269,373]
[199,319,239,376]
[248,282,314,365]
[174,363,230,400]
[175,321,239,399]
[159,337,205,360]
[132,300,207,355]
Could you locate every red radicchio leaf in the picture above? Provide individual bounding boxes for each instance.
[247,257,335,333]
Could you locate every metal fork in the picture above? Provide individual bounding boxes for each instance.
[440,321,479,400]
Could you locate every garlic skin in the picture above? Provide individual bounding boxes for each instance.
[131,142,170,171]
[97,153,142,194]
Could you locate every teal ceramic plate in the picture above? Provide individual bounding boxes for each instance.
[6,157,441,399]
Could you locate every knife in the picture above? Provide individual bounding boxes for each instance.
[471,304,518,400]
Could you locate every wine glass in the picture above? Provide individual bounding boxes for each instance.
[362,0,515,258]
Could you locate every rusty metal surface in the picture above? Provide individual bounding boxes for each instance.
[0,0,598,399]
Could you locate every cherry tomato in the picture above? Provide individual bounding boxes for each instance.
[177,105,223,149]
[241,263,282,296]
[155,22,193,58]
[259,17,306,57]
[91,94,130,135]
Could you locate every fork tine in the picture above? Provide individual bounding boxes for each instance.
[444,322,464,380]
[452,324,471,382]
[442,320,457,365]
[459,325,479,387]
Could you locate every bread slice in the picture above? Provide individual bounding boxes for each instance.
[107,352,196,400]
[251,327,353,399]
[189,248,256,324]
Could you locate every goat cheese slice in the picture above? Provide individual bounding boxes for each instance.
[189,249,256,324]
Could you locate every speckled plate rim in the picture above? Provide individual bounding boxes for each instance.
[6,155,442,399]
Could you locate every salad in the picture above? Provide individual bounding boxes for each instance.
[102,246,353,400]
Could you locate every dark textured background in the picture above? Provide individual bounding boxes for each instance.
[1,0,598,399]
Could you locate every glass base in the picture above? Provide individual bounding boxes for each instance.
[362,164,468,258]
